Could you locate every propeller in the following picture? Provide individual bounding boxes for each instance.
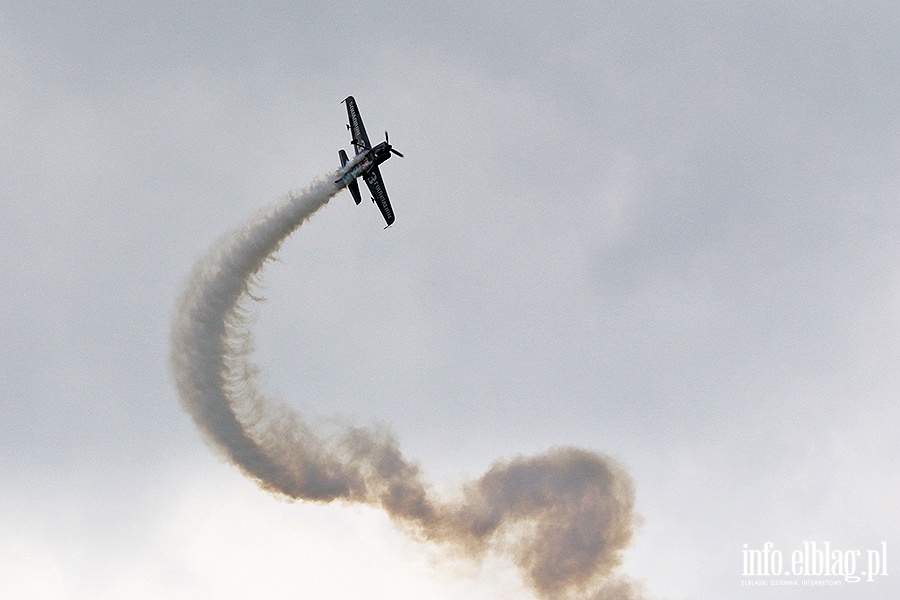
[385,131,404,157]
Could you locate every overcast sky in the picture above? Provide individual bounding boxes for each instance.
[2,2,898,598]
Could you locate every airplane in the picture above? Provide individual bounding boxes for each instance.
[335,96,404,227]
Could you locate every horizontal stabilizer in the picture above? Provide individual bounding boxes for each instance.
[339,149,349,168]
[348,179,362,205]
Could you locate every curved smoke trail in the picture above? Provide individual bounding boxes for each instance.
[170,176,646,600]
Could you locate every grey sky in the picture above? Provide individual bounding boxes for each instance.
[2,2,898,598]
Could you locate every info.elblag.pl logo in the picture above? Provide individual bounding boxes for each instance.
[741,541,888,587]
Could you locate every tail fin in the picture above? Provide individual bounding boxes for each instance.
[339,150,362,204]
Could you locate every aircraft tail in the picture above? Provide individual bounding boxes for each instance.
[348,180,362,205]
[339,150,362,205]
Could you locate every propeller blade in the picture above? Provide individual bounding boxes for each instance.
[385,131,403,157]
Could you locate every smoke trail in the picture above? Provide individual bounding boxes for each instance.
[170,176,646,599]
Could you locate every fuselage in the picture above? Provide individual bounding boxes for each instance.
[335,142,394,186]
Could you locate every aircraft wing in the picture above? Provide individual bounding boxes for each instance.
[344,96,371,155]
[363,166,395,226]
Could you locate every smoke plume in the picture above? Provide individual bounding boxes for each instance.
[170,176,646,599]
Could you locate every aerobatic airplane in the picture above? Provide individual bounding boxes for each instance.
[335,96,404,227]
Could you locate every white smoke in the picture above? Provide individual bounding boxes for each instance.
[170,175,647,599]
